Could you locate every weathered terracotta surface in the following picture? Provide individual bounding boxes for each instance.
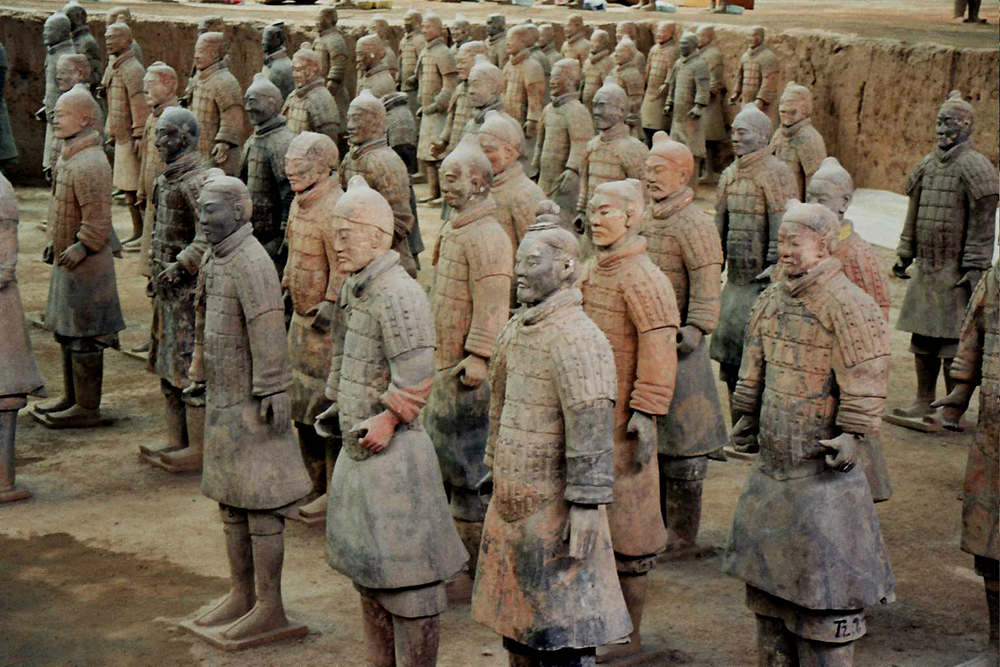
[769,82,826,200]
[472,222,631,656]
[190,33,244,176]
[415,15,458,165]
[730,26,780,134]
[356,35,396,99]
[0,43,16,164]
[485,14,506,68]
[313,8,351,123]
[398,10,426,117]
[696,26,728,146]
[612,37,644,142]
[283,47,342,142]
[580,30,613,113]
[41,14,76,174]
[641,22,678,137]
[136,63,178,278]
[667,33,710,160]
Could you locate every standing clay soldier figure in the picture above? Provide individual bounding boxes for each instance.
[524,23,552,97]
[190,32,244,176]
[39,12,76,181]
[182,16,225,108]
[141,107,209,472]
[641,133,727,558]
[183,172,312,647]
[465,56,509,132]
[538,24,561,71]
[281,132,344,524]
[730,26,780,135]
[665,33,711,186]
[414,13,458,204]
[533,58,595,232]
[399,10,427,120]
[502,24,546,169]
[105,7,144,64]
[723,201,895,667]
[61,2,100,94]
[0,174,46,502]
[612,37,645,141]
[260,22,295,102]
[33,86,124,429]
[240,75,294,273]
[581,30,614,113]
[696,26,728,181]
[450,17,471,55]
[284,46,342,144]
[432,41,488,166]
[51,55,102,170]
[367,16,400,84]
[104,21,149,245]
[710,104,796,427]
[136,63,178,281]
[891,91,998,429]
[424,134,512,592]
[315,176,467,667]
[933,256,1000,666]
[486,14,507,68]
[580,179,678,662]
[561,16,591,69]
[641,21,679,146]
[770,82,826,200]
[357,35,396,99]
[313,8,350,131]
[616,22,646,86]
[472,218,633,667]
[0,42,16,171]
[341,90,417,278]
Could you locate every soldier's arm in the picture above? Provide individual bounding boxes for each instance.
[681,222,724,334]
[575,147,591,214]
[374,165,415,246]
[566,108,595,175]
[524,62,546,124]
[175,185,210,275]
[216,99,244,148]
[437,87,461,146]
[322,284,348,409]
[800,134,827,184]
[895,167,922,263]
[237,254,293,399]
[731,61,744,100]
[623,143,650,202]
[961,173,999,271]
[950,271,989,386]
[531,106,548,171]
[327,43,348,94]
[757,57,778,107]
[379,287,435,426]
[693,61,711,110]
[320,219,347,303]
[830,311,890,437]
[311,105,341,143]
[485,318,517,469]
[188,256,210,384]
[75,174,113,253]
[126,68,150,141]
[0,218,17,288]
[465,228,514,359]
[625,274,680,416]
[271,147,295,225]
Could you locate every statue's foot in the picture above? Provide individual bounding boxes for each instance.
[221,603,289,641]
[138,442,184,458]
[43,405,103,428]
[596,639,642,663]
[33,396,75,415]
[155,447,203,473]
[731,441,760,454]
[892,399,936,420]
[298,493,329,520]
[195,591,255,627]
[130,340,151,354]
[661,539,717,562]
[121,232,142,245]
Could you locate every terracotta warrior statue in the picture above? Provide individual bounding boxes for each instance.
[641,21,679,146]
[449,16,471,54]
[400,9,427,119]
[281,132,344,525]
[730,26,780,135]
[641,133,727,559]
[933,254,1000,665]
[533,58,595,232]
[240,74,294,272]
[313,8,350,129]
[184,171,312,646]
[284,45,342,144]
[357,35,396,99]
[340,90,418,278]
[139,107,209,472]
[260,22,295,102]
[366,15,399,84]
[33,85,124,429]
[666,32,711,186]
[502,24,546,175]
[891,91,998,429]
[105,7,143,63]
[0,173,46,503]
[0,42,16,170]
[770,82,826,200]
[315,176,467,667]
[710,103,796,429]
[612,37,645,141]
[538,24,560,70]
[524,23,552,102]
[486,14,507,68]
[39,12,76,182]
[182,16,225,108]
[723,201,895,667]
[696,25,727,182]
[472,215,632,667]
[412,13,457,204]
[103,21,148,245]
[581,29,614,113]
[61,2,100,94]
[615,22,646,86]
[580,179,678,662]
[424,133,512,594]
[432,41,488,166]
[190,32,243,176]
[51,54,102,170]
[561,16,590,68]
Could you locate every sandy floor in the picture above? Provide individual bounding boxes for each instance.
[0,181,993,666]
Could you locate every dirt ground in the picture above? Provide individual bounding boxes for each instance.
[0,180,992,667]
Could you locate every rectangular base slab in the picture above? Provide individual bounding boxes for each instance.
[178,618,307,651]
[883,413,941,433]
[722,446,757,461]
[28,407,115,430]
[0,486,32,503]
[598,649,678,666]
[657,544,718,563]
[120,348,150,363]
[953,655,994,667]
[150,455,202,474]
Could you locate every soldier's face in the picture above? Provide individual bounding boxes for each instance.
[346,109,378,146]
[696,29,710,48]
[52,97,89,139]
[657,24,675,44]
[588,192,631,248]
[549,63,574,97]
[56,61,80,92]
[194,38,218,71]
[155,120,188,163]
[592,94,624,131]
[333,219,383,273]
[646,158,687,201]
[935,111,967,150]
[245,91,279,127]
[285,155,327,194]
[467,72,496,108]
[731,123,764,156]
[105,27,130,56]
[422,20,443,42]
[144,73,173,108]
[567,18,582,38]
[779,95,808,128]
[43,18,67,46]
[592,33,610,54]
[507,32,526,56]
[292,57,319,89]
[478,133,517,178]
[261,29,282,55]
[806,179,850,220]
[487,16,504,36]
[404,15,420,33]
[359,47,379,70]
[440,161,475,209]
[198,188,241,246]
[679,36,697,58]
[515,237,562,306]
[778,221,825,277]
[750,30,764,48]
[451,24,468,43]
[456,52,474,80]
[539,26,553,48]
[613,43,631,66]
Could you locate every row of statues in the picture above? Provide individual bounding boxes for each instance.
[1,7,997,667]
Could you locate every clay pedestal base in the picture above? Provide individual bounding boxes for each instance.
[28,407,114,430]
[0,486,31,503]
[597,648,677,667]
[722,446,758,461]
[658,543,718,562]
[178,618,307,651]
[121,348,150,363]
[883,412,942,433]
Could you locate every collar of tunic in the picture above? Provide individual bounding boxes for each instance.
[552,92,576,108]
[320,27,341,39]
[590,50,609,64]
[198,59,228,80]
[781,256,841,300]
[47,39,73,55]
[72,26,91,39]
[264,49,288,66]
[254,114,288,137]
[383,93,409,111]
[652,187,695,220]
[936,138,970,164]
[681,50,699,64]
[600,123,629,143]
[162,151,202,182]
[60,128,101,161]
[509,51,529,66]
[735,147,769,174]
[111,49,135,70]
[345,249,400,301]
[566,32,583,45]
[541,44,557,54]
[594,236,647,272]
[487,33,504,45]
[365,62,390,77]
[296,175,340,210]
[152,96,181,118]
[449,197,497,229]
[212,223,253,261]
[427,37,446,49]
[780,117,812,138]
[493,161,525,189]
[522,287,583,327]
[746,43,766,58]
[617,61,639,74]
[351,136,388,160]
[295,78,323,97]
[473,98,504,123]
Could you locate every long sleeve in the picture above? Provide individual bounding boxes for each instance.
[74,169,112,252]
[757,55,779,106]
[127,79,150,138]
[271,150,295,225]
[686,263,723,334]
[321,222,346,303]
[715,179,730,266]
[524,61,546,124]
[951,269,990,385]
[434,71,458,111]
[531,106,548,170]
[485,318,516,469]
[896,188,920,260]
[963,192,999,271]
[216,100,244,147]
[438,86,461,144]
[189,256,209,384]
[0,219,16,282]
[237,250,292,397]
[732,290,770,416]
[693,60,711,108]
[175,182,209,274]
[465,224,514,358]
[566,106,595,173]
[378,286,435,424]
[576,144,592,213]
[624,270,680,415]
[323,298,346,406]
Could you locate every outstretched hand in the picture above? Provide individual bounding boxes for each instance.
[314,402,340,439]
[892,257,912,280]
[730,414,759,452]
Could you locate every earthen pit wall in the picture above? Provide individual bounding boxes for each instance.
[3,9,997,192]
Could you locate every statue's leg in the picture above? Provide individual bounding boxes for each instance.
[360,594,396,667]
[660,455,710,557]
[597,571,647,662]
[196,506,255,627]
[394,613,441,667]
[718,362,740,426]
[795,636,854,667]
[954,0,969,19]
[755,614,798,667]
[0,407,30,502]
[297,422,332,519]
[978,557,1000,659]
[123,191,143,244]
[966,0,983,21]
[34,345,75,414]
[140,379,187,458]
[45,349,104,427]
[158,397,204,472]
[222,512,290,640]
[892,353,940,418]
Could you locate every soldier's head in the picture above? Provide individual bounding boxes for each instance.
[656,21,677,45]
[56,54,90,93]
[507,24,533,57]
[467,55,503,108]
[198,15,224,36]
[588,179,644,249]
[457,41,488,80]
[108,6,131,25]
[516,211,581,305]
[614,36,637,66]
[523,22,540,49]
[357,34,386,70]
[487,14,506,37]
[292,46,323,89]
[695,24,714,48]
[450,17,470,45]
[422,13,444,42]
[261,22,286,56]
[317,7,338,33]
[778,200,839,277]
[346,89,387,147]
[779,81,813,128]
[646,132,693,202]
[44,13,72,47]
[936,90,975,151]
[566,16,584,39]
[332,175,394,273]
[404,9,423,34]
[370,15,390,40]
[616,21,637,42]
[550,58,581,98]
[244,73,283,128]
[285,132,339,194]
[61,2,86,31]
[195,32,226,71]
[477,110,523,177]
[750,25,765,48]
[679,31,698,58]
[590,29,611,55]
[539,24,555,49]
[104,20,132,57]
[592,80,628,132]
[155,106,198,164]
[441,133,493,211]
[731,103,771,156]
[143,61,178,109]
[52,84,96,140]
[806,157,854,222]
[198,169,254,246]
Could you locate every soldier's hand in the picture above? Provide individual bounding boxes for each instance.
[352,409,400,453]
[452,354,488,388]
[656,84,668,99]
[183,380,206,399]
[260,392,291,432]
[957,269,984,291]
[755,265,775,283]
[565,504,600,560]
[158,262,183,286]
[34,106,47,122]
[58,242,87,269]
[627,411,656,468]
[42,243,54,265]
[325,80,337,96]
[314,403,340,439]
[728,93,739,106]
[136,196,146,212]
[821,432,858,473]
[730,414,759,452]
[404,75,418,90]
[931,385,974,431]
[754,99,767,111]
[555,169,580,195]
[677,325,703,356]
[430,140,447,158]
[211,142,231,166]
[688,104,704,119]
[524,120,538,139]
[43,167,52,184]
[476,470,494,499]
[307,300,337,333]
[891,257,912,279]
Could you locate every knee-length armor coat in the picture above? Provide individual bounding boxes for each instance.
[239,114,295,261]
[136,96,179,278]
[769,118,826,201]
[722,258,895,612]
[415,37,457,163]
[667,52,710,159]
[283,79,342,141]
[641,37,678,132]
[190,59,244,176]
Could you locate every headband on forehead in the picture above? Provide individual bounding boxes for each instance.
[334,175,393,236]
[649,131,694,174]
[782,199,839,242]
